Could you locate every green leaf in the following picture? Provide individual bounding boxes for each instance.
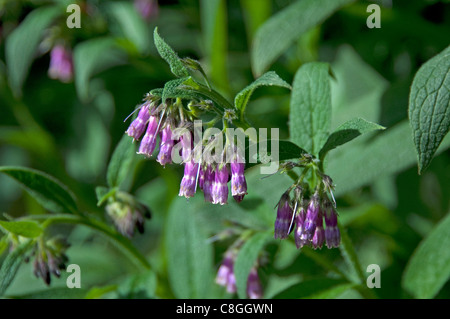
[107,2,151,54]
[153,27,189,78]
[339,225,365,284]
[234,231,272,299]
[74,37,126,102]
[272,278,347,299]
[0,240,33,296]
[235,71,291,116]
[290,62,331,155]
[5,6,60,96]
[402,213,450,299]
[246,140,307,169]
[251,0,355,76]
[107,135,136,188]
[200,0,229,91]
[161,77,201,102]
[328,120,450,197]
[319,118,385,160]
[307,283,357,299]
[165,196,214,299]
[408,45,450,174]
[116,270,157,299]
[0,220,43,238]
[9,288,89,299]
[0,166,78,214]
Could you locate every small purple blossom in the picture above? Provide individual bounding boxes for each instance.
[126,103,151,141]
[212,164,229,205]
[295,206,307,249]
[246,267,263,299]
[324,202,340,248]
[311,209,325,250]
[48,44,73,83]
[274,192,293,239]
[134,0,158,21]
[230,158,247,198]
[137,116,159,157]
[302,194,320,241]
[215,251,236,293]
[157,124,174,165]
[203,165,215,203]
[178,160,199,198]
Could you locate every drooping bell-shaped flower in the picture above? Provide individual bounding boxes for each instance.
[126,103,151,141]
[230,153,247,198]
[203,165,215,203]
[302,194,320,241]
[295,205,307,248]
[215,251,237,294]
[137,116,159,157]
[324,202,340,248]
[48,44,73,83]
[311,209,325,250]
[212,164,229,205]
[274,192,293,239]
[178,160,199,198]
[246,267,263,299]
[157,124,174,165]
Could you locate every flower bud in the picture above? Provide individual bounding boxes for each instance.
[295,206,307,249]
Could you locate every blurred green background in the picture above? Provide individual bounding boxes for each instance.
[0,0,449,299]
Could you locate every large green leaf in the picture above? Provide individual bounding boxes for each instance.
[0,240,34,296]
[74,37,126,102]
[235,71,291,117]
[153,27,189,78]
[200,0,229,91]
[234,231,272,299]
[272,278,347,299]
[251,0,355,76]
[328,120,450,197]
[290,62,331,155]
[165,196,214,299]
[107,135,136,188]
[107,1,151,54]
[0,166,78,214]
[319,118,385,160]
[0,220,43,238]
[402,213,450,299]
[5,6,60,96]
[408,45,450,174]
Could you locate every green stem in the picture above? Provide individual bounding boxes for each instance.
[35,214,151,271]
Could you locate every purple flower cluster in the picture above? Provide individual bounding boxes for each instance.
[274,189,340,250]
[125,96,248,205]
[215,250,263,299]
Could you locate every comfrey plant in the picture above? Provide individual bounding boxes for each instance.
[0,27,388,298]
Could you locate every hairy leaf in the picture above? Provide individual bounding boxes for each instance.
[409,45,450,174]
[290,62,331,156]
[0,167,77,214]
[251,0,355,76]
[154,27,189,78]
